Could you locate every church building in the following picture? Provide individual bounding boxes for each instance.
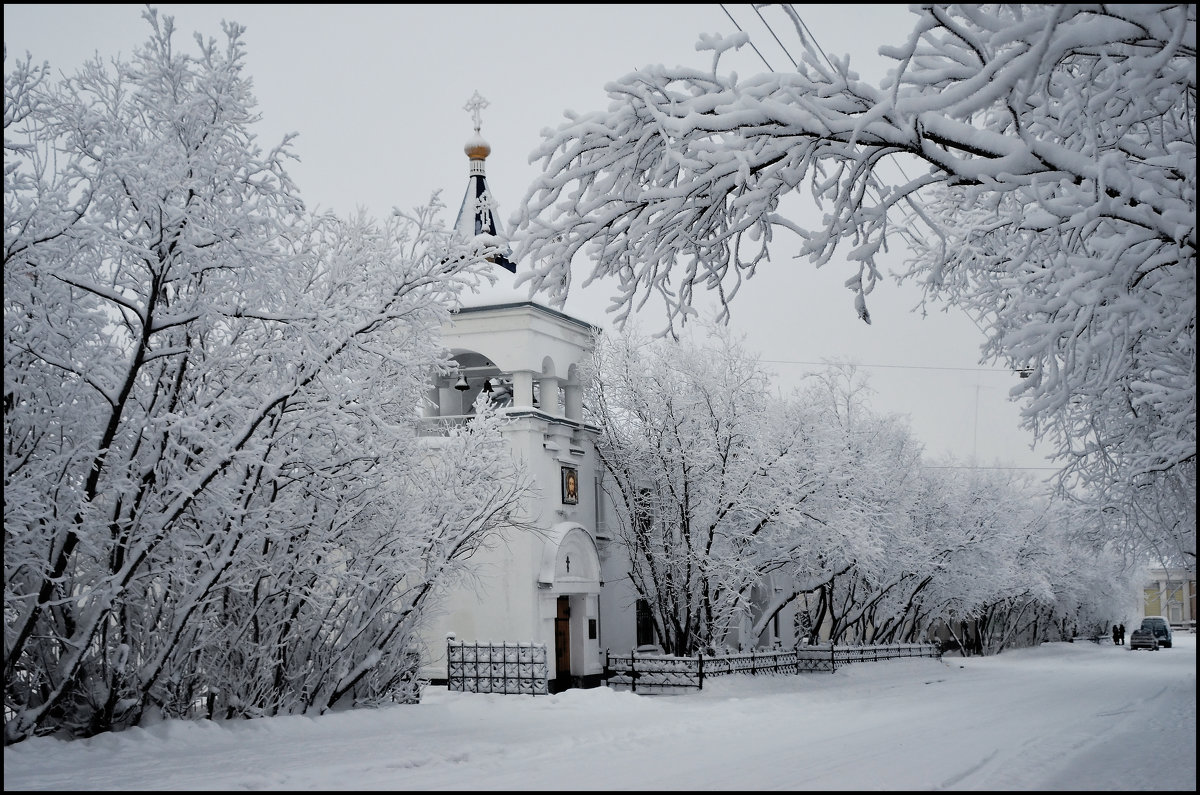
[414,94,614,692]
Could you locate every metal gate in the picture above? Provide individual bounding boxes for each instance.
[447,640,549,695]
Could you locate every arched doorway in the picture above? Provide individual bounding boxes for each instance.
[538,523,602,691]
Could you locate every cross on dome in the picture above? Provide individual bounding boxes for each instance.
[464,91,489,134]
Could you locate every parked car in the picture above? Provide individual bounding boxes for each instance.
[1129,626,1159,650]
[1140,616,1173,648]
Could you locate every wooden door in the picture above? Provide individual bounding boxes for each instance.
[554,595,571,689]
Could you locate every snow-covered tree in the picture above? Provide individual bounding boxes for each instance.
[3,11,528,743]
[591,329,1125,655]
[588,324,854,655]
[511,4,1195,562]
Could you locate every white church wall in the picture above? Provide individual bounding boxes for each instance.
[415,302,612,688]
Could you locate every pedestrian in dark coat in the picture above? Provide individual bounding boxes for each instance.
[1113,624,1121,645]
[1118,623,1125,644]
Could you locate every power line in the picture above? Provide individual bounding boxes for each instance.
[754,4,799,69]
[790,5,832,72]
[720,4,775,72]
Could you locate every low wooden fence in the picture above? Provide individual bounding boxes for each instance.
[605,643,941,692]
[447,640,549,695]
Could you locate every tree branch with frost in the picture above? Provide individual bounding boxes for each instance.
[512,4,1195,554]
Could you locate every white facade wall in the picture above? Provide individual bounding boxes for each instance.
[416,302,614,689]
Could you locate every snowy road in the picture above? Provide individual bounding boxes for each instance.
[5,635,1195,790]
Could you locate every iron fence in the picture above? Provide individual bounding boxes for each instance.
[605,647,801,692]
[605,643,941,691]
[796,643,942,672]
[446,640,549,695]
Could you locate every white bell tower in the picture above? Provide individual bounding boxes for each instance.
[416,94,605,692]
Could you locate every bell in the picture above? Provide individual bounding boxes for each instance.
[482,378,494,394]
[454,374,469,391]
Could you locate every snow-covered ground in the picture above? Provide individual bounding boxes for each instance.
[5,633,1195,791]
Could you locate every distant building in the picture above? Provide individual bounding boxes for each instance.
[1142,567,1196,629]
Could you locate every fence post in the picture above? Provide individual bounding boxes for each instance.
[698,652,704,690]
[630,649,637,694]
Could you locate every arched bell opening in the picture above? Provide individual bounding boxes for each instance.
[426,350,513,420]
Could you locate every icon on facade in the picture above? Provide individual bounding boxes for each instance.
[561,466,579,505]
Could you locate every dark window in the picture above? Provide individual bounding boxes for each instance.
[636,598,655,647]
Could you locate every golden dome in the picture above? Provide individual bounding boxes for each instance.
[464,133,491,160]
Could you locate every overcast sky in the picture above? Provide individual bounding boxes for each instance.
[3,4,1056,472]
